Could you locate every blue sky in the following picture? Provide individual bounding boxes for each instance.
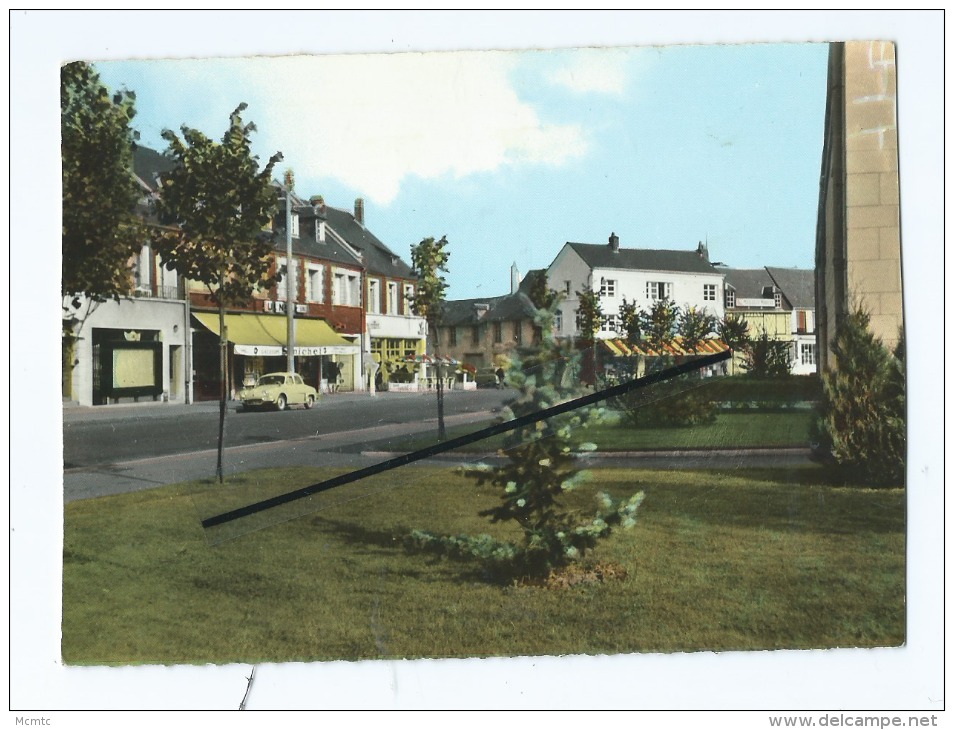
[95,42,828,300]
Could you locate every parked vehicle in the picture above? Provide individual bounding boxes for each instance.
[238,372,318,411]
[475,367,501,388]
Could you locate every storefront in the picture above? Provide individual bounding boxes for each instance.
[191,312,361,399]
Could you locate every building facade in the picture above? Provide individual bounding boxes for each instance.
[815,41,903,371]
[723,266,817,375]
[546,233,726,340]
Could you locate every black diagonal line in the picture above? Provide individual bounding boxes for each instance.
[202,349,731,528]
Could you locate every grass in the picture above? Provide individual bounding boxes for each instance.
[378,410,814,454]
[62,463,905,665]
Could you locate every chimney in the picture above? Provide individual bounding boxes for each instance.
[510,262,520,294]
[697,240,709,261]
[609,232,620,252]
[354,198,365,225]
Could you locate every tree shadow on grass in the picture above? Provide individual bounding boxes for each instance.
[310,515,495,585]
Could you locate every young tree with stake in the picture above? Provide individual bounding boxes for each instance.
[410,236,451,441]
[153,104,283,482]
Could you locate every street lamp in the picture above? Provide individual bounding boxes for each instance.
[283,171,296,374]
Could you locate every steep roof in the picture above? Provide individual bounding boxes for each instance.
[722,268,779,300]
[441,292,538,327]
[566,242,719,275]
[132,145,176,192]
[322,205,415,280]
[766,267,815,309]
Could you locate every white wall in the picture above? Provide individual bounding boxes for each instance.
[67,296,189,406]
[545,244,726,339]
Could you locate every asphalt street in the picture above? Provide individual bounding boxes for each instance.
[62,388,813,504]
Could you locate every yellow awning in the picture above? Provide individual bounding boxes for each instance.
[193,312,359,356]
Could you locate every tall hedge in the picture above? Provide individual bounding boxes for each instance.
[816,307,905,487]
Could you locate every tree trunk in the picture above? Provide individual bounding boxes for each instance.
[216,301,227,483]
[432,318,446,441]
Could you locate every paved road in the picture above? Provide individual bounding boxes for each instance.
[62,389,515,502]
[63,388,515,468]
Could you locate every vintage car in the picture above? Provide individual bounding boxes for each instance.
[238,372,318,411]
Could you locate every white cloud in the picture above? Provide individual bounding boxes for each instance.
[235,52,587,204]
[547,48,632,95]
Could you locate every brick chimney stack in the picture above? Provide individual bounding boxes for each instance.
[609,232,620,252]
[354,198,365,225]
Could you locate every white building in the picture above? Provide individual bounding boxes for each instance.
[546,233,726,339]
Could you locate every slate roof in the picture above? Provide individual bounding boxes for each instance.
[322,205,415,280]
[566,242,719,275]
[132,146,176,192]
[766,267,815,309]
[441,292,538,327]
[722,268,779,301]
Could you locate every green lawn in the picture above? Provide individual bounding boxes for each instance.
[380,410,813,454]
[63,463,904,665]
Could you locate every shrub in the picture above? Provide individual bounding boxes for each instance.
[406,303,645,583]
[614,374,717,428]
[815,307,905,487]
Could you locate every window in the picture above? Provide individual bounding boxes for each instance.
[797,310,807,334]
[600,313,619,332]
[471,325,480,346]
[554,310,563,333]
[333,270,360,306]
[513,321,522,344]
[387,282,399,314]
[725,289,736,308]
[775,292,783,309]
[646,281,672,300]
[404,284,415,315]
[290,214,299,238]
[277,257,300,301]
[532,325,542,344]
[599,278,616,298]
[449,327,458,347]
[493,321,503,343]
[306,264,325,303]
[564,280,572,295]
[703,283,717,301]
[332,272,344,304]
[368,279,381,314]
[316,220,326,242]
[800,343,816,366]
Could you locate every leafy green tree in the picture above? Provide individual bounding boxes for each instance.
[525,270,558,310]
[815,308,905,487]
[718,314,750,375]
[617,297,642,343]
[153,104,283,482]
[61,61,144,340]
[575,286,602,385]
[410,236,451,441]
[677,306,717,354]
[741,329,792,378]
[408,300,644,583]
[638,297,680,362]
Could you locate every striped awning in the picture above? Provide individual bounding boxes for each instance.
[600,337,731,357]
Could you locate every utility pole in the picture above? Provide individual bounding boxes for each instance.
[284,170,296,374]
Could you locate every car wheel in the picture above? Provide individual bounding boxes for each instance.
[275,394,287,411]
[305,394,315,409]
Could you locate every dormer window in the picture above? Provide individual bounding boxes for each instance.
[316,220,326,243]
[291,214,299,238]
[774,292,783,308]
